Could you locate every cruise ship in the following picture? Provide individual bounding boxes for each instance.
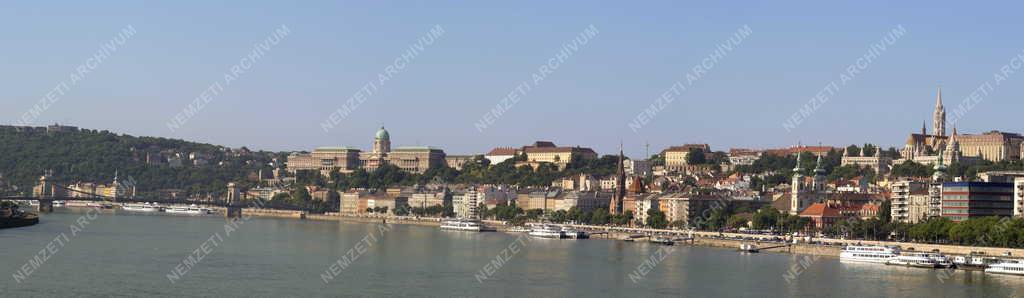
[985,260,1024,276]
[440,218,484,232]
[528,223,565,239]
[839,245,900,264]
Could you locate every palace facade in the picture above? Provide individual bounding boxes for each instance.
[287,127,446,175]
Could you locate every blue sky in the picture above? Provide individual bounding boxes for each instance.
[2,1,1023,158]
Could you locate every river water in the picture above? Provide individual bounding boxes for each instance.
[1,209,1022,297]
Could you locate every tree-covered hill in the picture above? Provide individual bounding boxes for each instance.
[0,125,285,198]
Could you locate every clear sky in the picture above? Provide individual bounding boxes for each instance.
[2,1,1023,158]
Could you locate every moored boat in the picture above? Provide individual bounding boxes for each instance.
[651,236,674,246]
[528,223,565,239]
[165,204,209,215]
[561,226,589,239]
[738,243,759,253]
[984,260,1024,276]
[440,218,484,232]
[840,245,900,264]
[121,202,162,212]
[886,253,940,269]
[953,253,1002,270]
[506,226,530,233]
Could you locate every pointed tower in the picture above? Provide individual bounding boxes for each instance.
[611,142,626,215]
[790,151,805,214]
[812,155,827,192]
[933,150,948,182]
[948,125,961,161]
[933,88,946,137]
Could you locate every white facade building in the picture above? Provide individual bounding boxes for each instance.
[453,190,481,219]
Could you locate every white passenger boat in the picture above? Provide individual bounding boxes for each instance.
[953,254,1002,270]
[440,218,484,232]
[930,253,954,268]
[886,253,940,269]
[738,243,759,252]
[561,226,589,239]
[121,202,162,212]
[506,226,530,233]
[165,204,210,215]
[53,200,66,207]
[528,223,565,239]
[839,245,900,264]
[985,260,1024,276]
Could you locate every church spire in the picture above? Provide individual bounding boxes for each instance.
[933,87,946,137]
[611,141,626,215]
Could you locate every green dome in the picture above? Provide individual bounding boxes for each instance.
[375,126,390,140]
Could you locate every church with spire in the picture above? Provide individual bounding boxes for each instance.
[789,152,829,214]
[898,88,1021,165]
[902,88,953,159]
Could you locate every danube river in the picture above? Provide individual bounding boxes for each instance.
[2,209,1022,297]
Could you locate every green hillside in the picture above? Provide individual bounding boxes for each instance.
[0,125,285,198]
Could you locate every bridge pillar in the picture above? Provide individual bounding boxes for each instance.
[224,182,242,218]
[225,206,242,218]
[37,199,54,213]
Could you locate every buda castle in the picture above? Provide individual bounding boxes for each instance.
[287,127,446,176]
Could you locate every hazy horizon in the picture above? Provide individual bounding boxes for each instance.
[4,1,1023,157]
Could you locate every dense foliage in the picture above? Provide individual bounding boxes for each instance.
[313,155,624,191]
[0,126,283,198]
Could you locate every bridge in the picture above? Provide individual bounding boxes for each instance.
[1,175,246,218]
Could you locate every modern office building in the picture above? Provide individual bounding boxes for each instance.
[940,182,1015,222]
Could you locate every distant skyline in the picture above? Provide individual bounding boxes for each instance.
[3,1,1024,157]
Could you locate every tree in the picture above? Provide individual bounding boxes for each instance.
[292,187,311,203]
[590,208,610,225]
[727,214,749,230]
[845,145,861,157]
[862,144,877,157]
[686,148,707,164]
[878,200,892,224]
[646,209,669,229]
[612,210,634,226]
[891,160,933,178]
[751,207,780,230]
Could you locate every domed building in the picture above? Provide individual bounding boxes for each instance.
[286,126,446,176]
[373,126,391,154]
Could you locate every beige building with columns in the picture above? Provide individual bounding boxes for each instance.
[287,127,446,175]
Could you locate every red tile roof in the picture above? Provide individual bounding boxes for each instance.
[799,203,842,217]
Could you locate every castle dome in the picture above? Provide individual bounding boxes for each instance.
[375,126,390,140]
